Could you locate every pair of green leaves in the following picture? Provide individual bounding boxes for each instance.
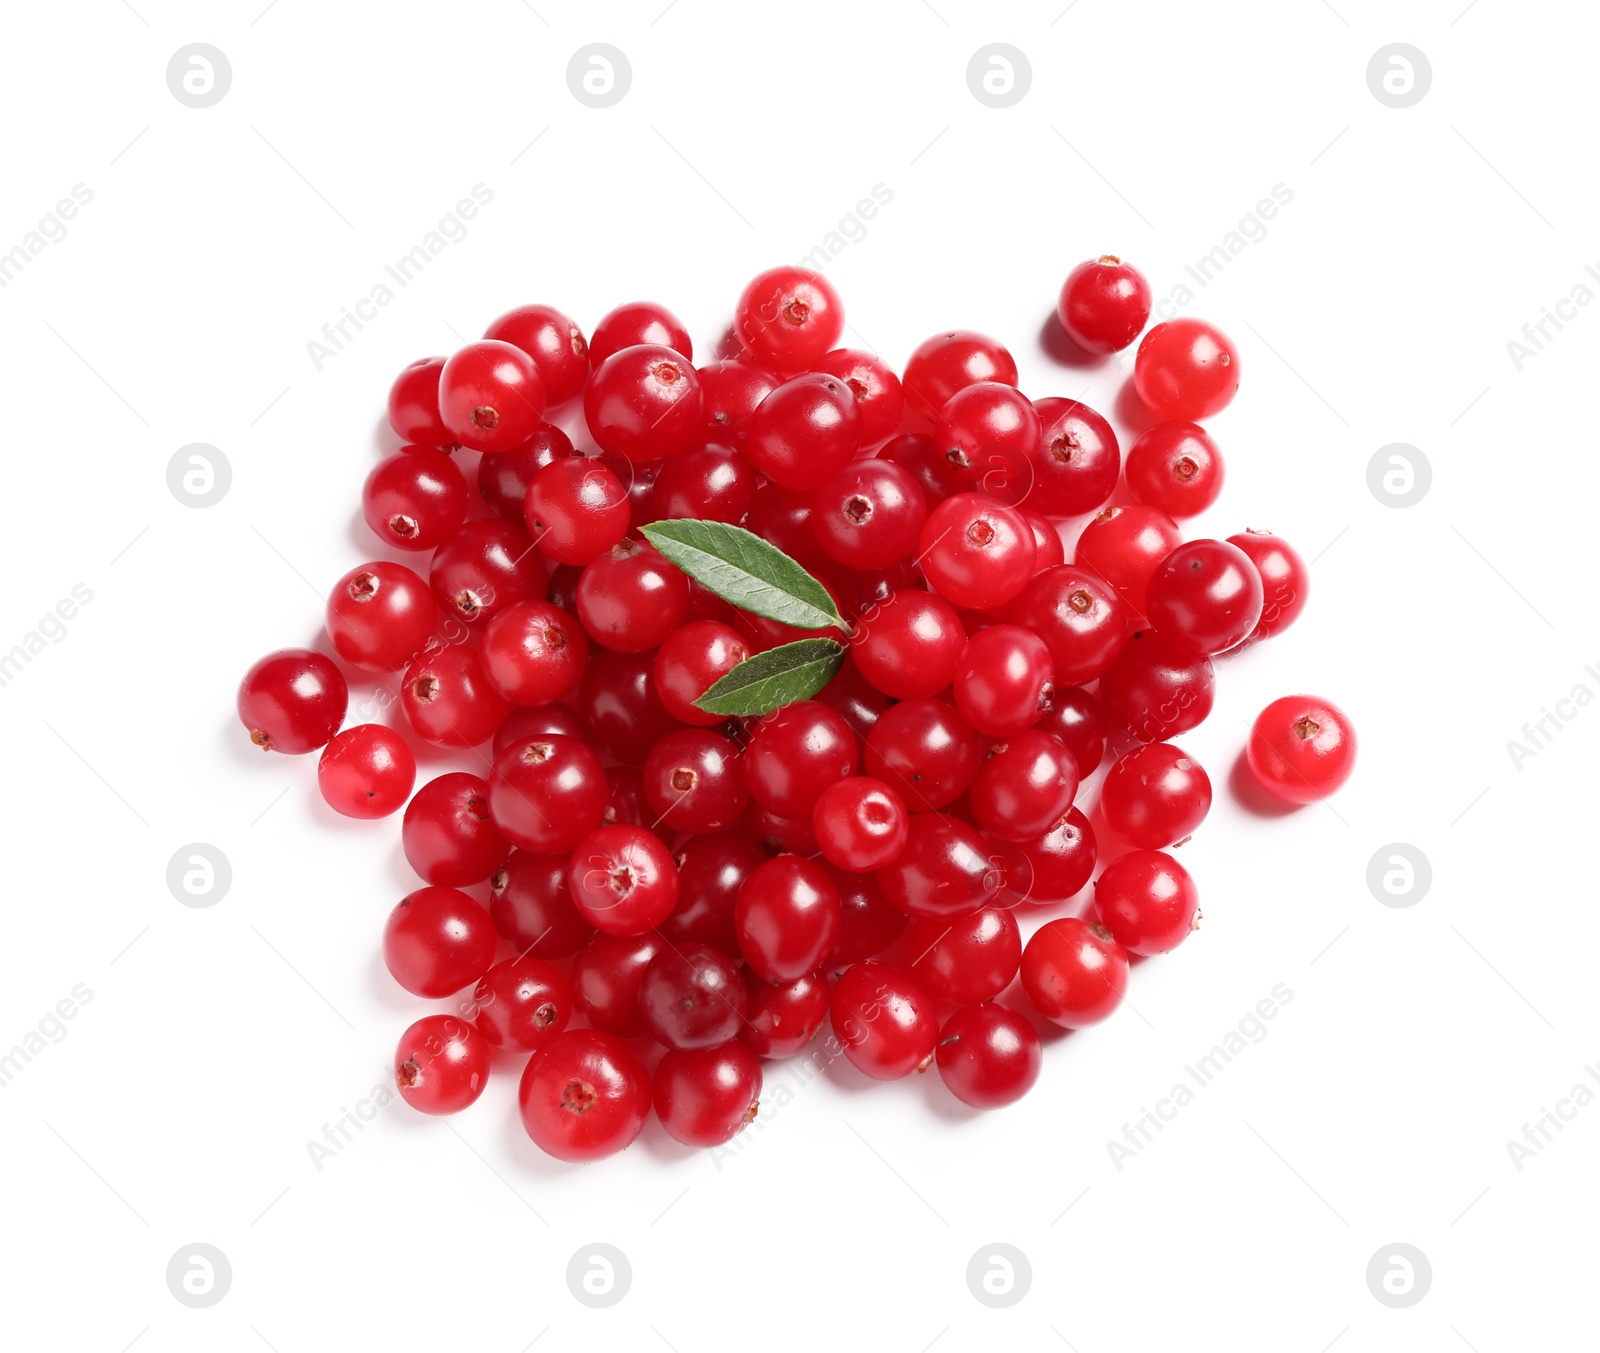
[638,519,849,717]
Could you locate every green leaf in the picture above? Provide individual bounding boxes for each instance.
[693,638,846,717]
[639,519,847,633]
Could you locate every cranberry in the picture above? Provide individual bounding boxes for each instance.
[643,728,749,834]
[362,448,468,552]
[1247,695,1357,803]
[1001,565,1129,686]
[697,359,782,438]
[572,932,661,1036]
[439,339,546,453]
[1227,530,1309,641]
[602,452,662,530]
[1009,806,1097,906]
[577,538,690,653]
[588,300,692,366]
[580,648,685,764]
[1098,630,1216,743]
[919,493,1035,611]
[584,343,703,461]
[1027,397,1121,517]
[546,563,581,614]
[395,1015,490,1115]
[317,723,414,818]
[740,969,829,1058]
[901,330,1018,423]
[863,698,982,811]
[518,1028,650,1162]
[490,734,605,854]
[813,776,909,871]
[1100,742,1210,849]
[815,347,904,445]
[811,459,927,571]
[430,518,547,630]
[1035,684,1109,775]
[744,700,857,819]
[653,621,750,726]
[567,823,679,935]
[737,855,841,984]
[830,960,938,1080]
[482,303,589,405]
[601,765,649,831]
[662,832,765,952]
[1134,318,1240,421]
[876,813,998,919]
[745,481,833,577]
[954,624,1056,738]
[237,648,347,753]
[1095,849,1200,955]
[493,704,585,756]
[742,802,821,857]
[1126,422,1224,518]
[402,644,509,747]
[877,432,966,504]
[383,885,496,997]
[816,655,894,742]
[936,1003,1042,1109]
[638,943,747,1049]
[1020,918,1128,1027]
[1145,539,1264,656]
[735,265,844,371]
[653,1042,763,1148]
[904,906,1021,1004]
[653,443,757,524]
[935,381,1040,489]
[847,591,962,701]
[402,772,509,886]
[1074,505,1182,618]
[481,599,589,707]
[1021,509,1066,570]
[473,956,571,1051]
[489,850,594,957]
[746,373,862,492]
[326,562,438,671]
[387,356,451,448]
[968,730,1079,841]
[1057,255,1152,354]
[524,457,630,567]
[478,424,578,522]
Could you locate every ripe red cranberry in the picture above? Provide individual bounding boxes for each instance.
[653,443,758,523]
[746,373,862,492]
[546,564,581,614]
[1101,742,1211,849]
[1057,255,1152,354]
[654,1042,763,1148]
[402,772,509,886]
[402,644,509,747]
[811,459,927,571]
[430,518,548,630]
[579,648,685,764]
[745,481,833,576]
[935,381,1041,490]
[735,265,844,371]
[599,451,662,530]
[643,728,749,834]
[1227,530,1310,641]
[876,813,998,919]
[736,856,842,983]
[740,970,829,1058]
[1021,917,1128,1027]
[877,431,966,504]
[1095,849,1200,954]
[439,339,546,452]
[813,776,909,871]
[326,562,438,671]
[473,956,571,1051]
[523,457,630,567]
[904,907,1021,1005]
[478,424,579,522]
[653,621,750,726]
[697,358,782,437]
[816,654,894,741]
[1135,318,1240,421]
[1009,805,1097,906]
[1021,509,1065,570]
[902,331,1017,423]
[638,944,747,1049]
[968,730,1079,841]
[1001,565,1129,686]
[919,493,1036,611]
[828,867,907,965]
[584,343,703,461]
[954,624,1056,738]
[567,823,679,935]
[493,704,584,757]
[317,723,414,818]
[1035,684,1109,776]
[362,447,468,551]
[383,885,496,997]
[744,701,857,819]
[814,347,904,445]
[481,599,589,707]
[1074,505,1182,619]
[1126,421,1224,517]
[1098,630,1216,743]
[662,832,765,952]
[490,734,605,854]
[577,538,690,652]
[572,932,661,1036]
[601,765,649,831]
[589,300,692,366]
[935,1003,1041,1110]
[489,850,594,957]
[395,1014,490,1115]
[237,648,347,753]
[1027,397,1121,517]
[483,303,589,405]
[387,356,451,448]
[1247,695,1357,803]
[518,1028,650,1162]
[831,960,938,1080]
[1145,539,1264,656]
[863,698,982,811]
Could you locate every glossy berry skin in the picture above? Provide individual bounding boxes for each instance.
[1247,695,1357,804]
[473,956,571,1052]
[740,971,829,1058]
[1074,505,1182,618]
[736,855,841,984]
[653,621,750,726]
[815,347,904,445]
[813,776,909,871]
[1058,255,1152,354]
[589,300,692,366]
[1101,743,1211,849]
[1002,565,1129,686]
[816,655,893,742]
[697,359,782,439]
[935,381,1041,488]
[654,1043,763,1148]
[904,907,1021,1005]
[901,331,1018,423]
[430,519,547,630]
[387,356,451,447]
[638,944,747,1050]
[653,443,757,524]
[863,698,982,812]
[1035,685,1109,776]
[439,339,546,453]
[1098,630,1216,743]
[954,625,1056,738]
[1022,509,1066,570]
[662,833,765,953]
[580,649,684,764]
[849,590,965,701]
[1145,539,1264,656]
[326,562,438,671]
[523,457,630,567]
[489,851,594,957]
[567,824,679,935]
[919,493,1036,611]
[402,644,509,747]
[237,648,347,754]
[577,538,690,653]
[518,1029,650,1162]
[830,961,938,1080]
[479,423,579,521]
[572,933,661,1036]
[643,729,749,834]
[877,432,966,504]
[735,265,844,372]
[317,723,414,818]
[1135,318,1240,421]
[876,814,998,919]
[936,1004,1042,1110]
[1010,806,1097,906]
[827,866,907,960]
[1126,422,1224,518]
[584,343,703,462]
[483,303,589,405]
[1028,398,1121,517]
[1095,850,1200,955]
[969,730,1079,842]
[1021,918,1128,1028]
[362,448,468,551]
[746,373,862,492]
[494,705,585,757]
[383,886,496,997]
[1227,530,1309,641]
[395,1015,490,1115]
[490,735,606,854]
[744,701,857,819]
[810,459,927,571]
[481,600,588,708]
[745,481,833,577]
[402,773,509,886]
[601,765,649,831]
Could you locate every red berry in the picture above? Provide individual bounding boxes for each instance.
[653,1042,763,1148]
[810,459,927,571]
[1027,397,1121,517]
[653,443,758,524]
[601,765,649,831]
[395,1014,490,1115]
[744,700,857,819]
[478,424,579,522]
[848,590,964,701]
[1021,508,1066,570]
[830,960,938,1080]
[483,303,589,405]
[1097,630,1216,743]
[662,832,765,953]
[1057,255,1152,354]
[954,624,1056,738]
[1074,504,1182,619]
[1145,539,1264,656]
[326,562,438,671]
[524,457,630,567]
[653,621,750,726]
[1126,422,1224,518]
[1020,917,1128,1027]
[1134,318,1240,421]
[473,956,572,1051]
[1095,849,1200,955]
[876,813,999,919]
[935,1003,1042,1109]
[429,519,547,630]
[493,704,585,757]
[935,381,1040,490]
[588,300,692,366]
[518,1028,650,1162]
[902,331,1017,423]
[877,431,966,504]
[1001,565,1129,686]
[572,932,661,1036]
[904,907,1021,1005]
[735,265,844,372]
[814,347,904,445]
[968,730,1079,841]
[317,723,414,818]
[813,776,910,871]
[490,734,606,854]
[919,493,1036,611]
[402,644,509,747]
[489,850,594,957]
[1101,742,1211,848]
[816,654,894,741]
[638,943,747,1049]
[439,339,546,453]
[577,538,690,653]
[1247,695,1357,804]
[697,359,782,438]
[643,728,749,834]
[828,868,908,965]
[1227,530,1309,641]
[746,373,862,492]
[863,698,982,811]
[736,855,841,984]
[584,343,703,461]
[745,481,834,576]
[740,970,829,1059]
[387,356,451,448]
[362,447,468,551]
[567,823,679,935]
[402,772,509,885]
[481,599,589,707]
[1035,684,1109,775]
[1008,806,1097,906]
[383,885,496,997]
[580,648,685,764]
[237,648,347,754]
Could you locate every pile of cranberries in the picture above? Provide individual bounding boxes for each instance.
[236,259,1356,1162]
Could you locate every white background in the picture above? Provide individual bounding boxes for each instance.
[1,1,1594,1349]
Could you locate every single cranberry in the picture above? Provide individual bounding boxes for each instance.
[1101,742,1211,848]
[653,1042,763,1148]
[473,956,572,1051]
[579,648,685,764]
[643,728,749,834]
[919,493,1036,611]
[1058,255,1152,353]
[653,621,750,726]
[1027,397,1121,517]
[811,459,927,571]
[826,867,907,965]
[935,1003,1042,1110]
[1126,422,1224,517]
[847,591,964,700]
[1095,849,1200,954]
[317,723,414,818]
[1074,505,1182,619]
[490,734,605,854]
[831,961,938,1079]
[1145,539,1265,656]
[489,851,594,957]
[439,339,546,453]
[577,538,690,653]
[904,907,1021,1005]
[740,970,829,1058]
[954,624,1056,738]
[816,654,894,741]
[430,518,548,630]
[1227,530,1310,641]
[741,802,820,857]
[383,885,496,997]
[863,698,982,811]
[601,765,649,831]
[1008,806,1097,906]
[1000,565,1129,686]
[395,1014,490,1115]
[599,451,662,530]
[1020,917,1128,1027]
[813,776,910,871]
[744,701,858,819]
[877,432,966,503]
[483,303,589,405]
[546,563,581,614]
[1247,695,1357,803]
[237,648,347,753]
[1135,318,1240,420]
[402,644,509,747]
[1035,685,1109,775]
[814,347,904,445]
[736,855,842,983]
[735,265,844,371]
[638,944,747,1049]
[584,343,703,461]
[1022,509,1066,570]
[697,358,783,439]
[1098,630,1216,743]
[572,932,661,1036]
[876,814,998,919]
[518,1029,650,1162]
[479,424,579,521]
[387,356,451,448]
[567,823,679,935]
[662,832,766,952]
[831,560,919,623]
[969,730,1079,842]
[653,443,758,524]
[589,300,692,366]
[362,448,468,552]
[524,457,630,567]
[901,331,1018,423]
[402,773,509,886]
[746,373,862,492]
[481,599,589,707]
[326,562,438,671]
[935,382,1041,491]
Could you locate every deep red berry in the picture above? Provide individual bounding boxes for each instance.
[1021,917,1128,1027]
[493,704,585,757]
[584,343,703,461]
[968,730,1079,841]
[1001,565,1129,686]
[863,698,982,811]
[810,459,927,571]
[577,538,690,653]
[439,339,546,453]
[490,734,606,854]
[638,944,747,1049]
[935,381,1040,491]
[579,648,685,764]
[383,885,496,997]
[1134,318,1240,421]
[1101,742,1211,849]
[589,300,692,366]
[523,457,630,567]
[743,700,857,819]
[402,644,509,747]
[572,932,661,1036]
[362,447,468,552]
[1074,504,1182,618]
[643,728,749,834]
[876,813,999,919]
[697,359,782,438]
[1035,685,1109,776]
[814,347,904,445]
[746,373,862,492]
[479,425,578,522]
[919,493,1036,611]
[1057,255,1152,354]
[326,562,438,671]
[1098,630,1216,743]
[387,356,451,448]
[1126,422,1224,517]
[847,590,963,701]
[395,1015,490,1115]
[1095,849,1200,955]
[1247,695,1357,803]
[740,970,829,1058]
[662,832,764,953]
[518,1028,650,1162]
[745,481,834,576]
[1227,530,1309,641]
[567,823,679,935]
[489,850,594,957]
[1027,398,1121,517]
[902,331,1017,423]
[1021,508,1066,570]
[1009,806,1097,906]
[828,868,908,965]
[954,624,1056,738]
[481,599,589,707]
[483,303,589,405]
[653,443,758,524]
[936,1003,1042,1110]
[816,655,894,741]
[402,772,509,886]
[317,723,414,818]
[812,776,909,871]
[653,621,750,726]
[653,1042,763,1148]
[903,907,1021,1005]
[1145,539,1264,656]
[237,648,347,754]
[830,961,938,1080]
[735,265,844,372]
[736,855,841,984]
[601,765,649,831]
[877,432,965,504]
[473,956,572,1051]
[429,518,547,630]
[599,452,661,530]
